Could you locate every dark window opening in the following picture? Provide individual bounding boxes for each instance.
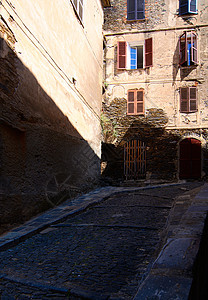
[127,0,145,20]
[137,46,143,68]
[179,0,197,15]
[130,45,143,69]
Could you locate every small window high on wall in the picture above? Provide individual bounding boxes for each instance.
[127,89,144,115]
[117,38,153,69]
[127,0,145,20]
[71,0,83,23]
[180,87,197,113]
[179,32,197,66]
[179,0,197,15]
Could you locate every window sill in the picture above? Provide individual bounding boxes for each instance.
[118,68,151,72]
[127,113,145,116]
[179,64,198,69]
[126,67,152,71]
[179,12,198,17]
[126,18,146,23]
[180,111,198,114]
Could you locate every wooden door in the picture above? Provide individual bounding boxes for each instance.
[179,138,201,179]
[124,139,146,180]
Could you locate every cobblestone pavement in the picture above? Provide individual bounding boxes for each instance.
[0,182,203,299]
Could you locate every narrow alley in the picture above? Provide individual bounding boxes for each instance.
[1,1,208,299]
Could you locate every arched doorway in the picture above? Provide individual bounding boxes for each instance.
[179,138,201,179]
[124,139,146,180]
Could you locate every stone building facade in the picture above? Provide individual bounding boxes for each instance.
[102,0,208,182]
[0,0,110,231]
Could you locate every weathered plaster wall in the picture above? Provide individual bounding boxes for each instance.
[102,0,208,180]
[104,28,208,129]
[0,0,104,231]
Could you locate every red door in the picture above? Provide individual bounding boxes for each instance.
[179,138,201,179]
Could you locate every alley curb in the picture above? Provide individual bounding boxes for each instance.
[134,183,208,300]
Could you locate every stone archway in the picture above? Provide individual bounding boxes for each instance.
[179,138,201,179]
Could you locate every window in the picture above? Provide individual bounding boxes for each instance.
[127,44,143,69]
[179,32,197,66]
[117,38,153,69]
[180,87,197,113]
[127,89,144,115]
[127,0,145,20]
[179,0,197,15]
[71,0,83,23]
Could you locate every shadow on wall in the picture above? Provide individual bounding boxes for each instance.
[172,37,180,84]
[101,117,180,182]
[101,106,208,182]
[0,37,100,234]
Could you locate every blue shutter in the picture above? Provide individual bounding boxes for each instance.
[179,0,189,15]
[179,0,197,15]
[127,0,136,20]
[190,0,197,13]
[127,0,144,20]
[130,47,137,69]
[136,0,145,19]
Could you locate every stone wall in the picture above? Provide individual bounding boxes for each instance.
[101,97,208,180]
[104,0,208,32]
